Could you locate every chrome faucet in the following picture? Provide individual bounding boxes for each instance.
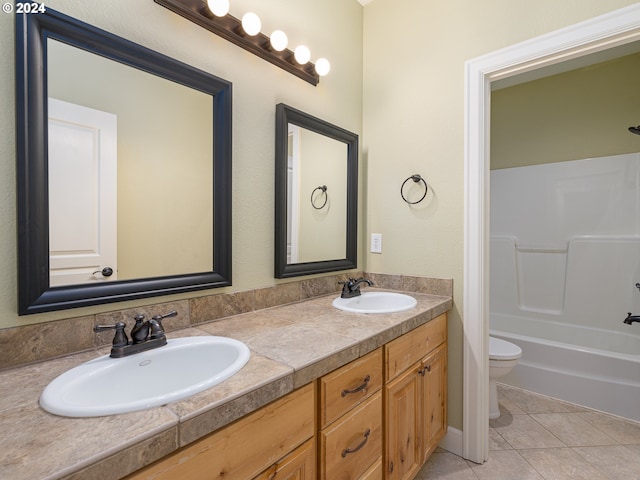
[94,310,177,358]
[624,312,640,325]
[339,277,374,298]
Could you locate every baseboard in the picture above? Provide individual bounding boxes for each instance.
[437,426,463,457]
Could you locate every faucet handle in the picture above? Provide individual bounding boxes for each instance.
[151,310,177,321]
[94,321,128,347]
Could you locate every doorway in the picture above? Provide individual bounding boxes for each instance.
[462,3,640,464]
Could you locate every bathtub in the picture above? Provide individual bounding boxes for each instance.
[490,313,640,421]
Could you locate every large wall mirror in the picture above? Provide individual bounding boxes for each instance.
[275,104,358,278]
[16,9,232,314]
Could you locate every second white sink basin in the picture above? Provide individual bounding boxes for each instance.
[40,336,250,417]
[332,291,417,314]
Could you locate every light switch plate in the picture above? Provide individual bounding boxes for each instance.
[371,233,382,253]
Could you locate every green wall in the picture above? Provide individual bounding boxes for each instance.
[492,52,640,170]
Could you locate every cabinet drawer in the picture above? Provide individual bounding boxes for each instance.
[385,313,447,381]
[127,383,314,480]
[319,348,383,428]
[320,390,382,480]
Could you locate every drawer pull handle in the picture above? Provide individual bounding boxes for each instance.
[341,375,371,397]
[341,428,371,457]
[418,364,432,376]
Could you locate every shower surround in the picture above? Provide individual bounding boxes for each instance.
[490,152,640,421]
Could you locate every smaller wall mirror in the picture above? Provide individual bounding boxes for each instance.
[275,104,358,278]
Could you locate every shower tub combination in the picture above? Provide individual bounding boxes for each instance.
[490,153,640,422]
[491,313,640,421]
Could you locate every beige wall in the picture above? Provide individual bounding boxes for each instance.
[0,0,363,325]
[362,0,638,431]
[492,52,640,170]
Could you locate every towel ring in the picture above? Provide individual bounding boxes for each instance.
[401,174,428,204]
[311,185,328,209]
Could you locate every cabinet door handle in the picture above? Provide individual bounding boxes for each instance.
[341,428,371,457]
[341,374,371,397]
[418,364,431,376]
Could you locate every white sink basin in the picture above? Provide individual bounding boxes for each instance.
[332,291,417,314]
[40,336,250,417]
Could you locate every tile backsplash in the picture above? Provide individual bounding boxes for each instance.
[0,272,452,371]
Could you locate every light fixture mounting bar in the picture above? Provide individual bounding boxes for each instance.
[154,0,320,86]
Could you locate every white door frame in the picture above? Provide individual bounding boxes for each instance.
[463,3,640,463]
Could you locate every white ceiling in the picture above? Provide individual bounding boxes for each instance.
[357,0,376,5]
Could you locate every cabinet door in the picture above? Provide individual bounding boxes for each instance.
[420,343,447,462]
[385,366,421,480]
[253,438,315,480]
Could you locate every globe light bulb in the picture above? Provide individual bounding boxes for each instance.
[315,58,331,76]
[241,12,261,36]
[270,30,288,52]
[294,45,311,65]
[206,0,229,17]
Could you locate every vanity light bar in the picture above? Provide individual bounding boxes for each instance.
[154,0,322,86]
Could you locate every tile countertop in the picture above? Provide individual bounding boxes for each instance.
[0,290,451,480]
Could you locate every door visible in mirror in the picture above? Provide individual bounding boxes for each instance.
[47,39,213,286]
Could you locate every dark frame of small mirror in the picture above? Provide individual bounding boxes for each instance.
[16,9,232,315]
[274,103,358,278]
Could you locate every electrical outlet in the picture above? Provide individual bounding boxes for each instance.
[371,233,382,253]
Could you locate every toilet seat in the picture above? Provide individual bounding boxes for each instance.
[489,336,522,361]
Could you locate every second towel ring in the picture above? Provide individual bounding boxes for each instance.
[401,174,428,204]
[311,185,328,209]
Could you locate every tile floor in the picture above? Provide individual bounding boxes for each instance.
[417,383,640,479]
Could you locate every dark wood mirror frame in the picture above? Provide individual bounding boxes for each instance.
[274,103,358,278]
[16,8,233,315]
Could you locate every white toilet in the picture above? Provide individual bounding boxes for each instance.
[489,336,522,419]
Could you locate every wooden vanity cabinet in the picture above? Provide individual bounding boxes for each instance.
[384,313,447,480]
[125,313,447,480]
[317,347,383,480]
[125,383,315,480]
